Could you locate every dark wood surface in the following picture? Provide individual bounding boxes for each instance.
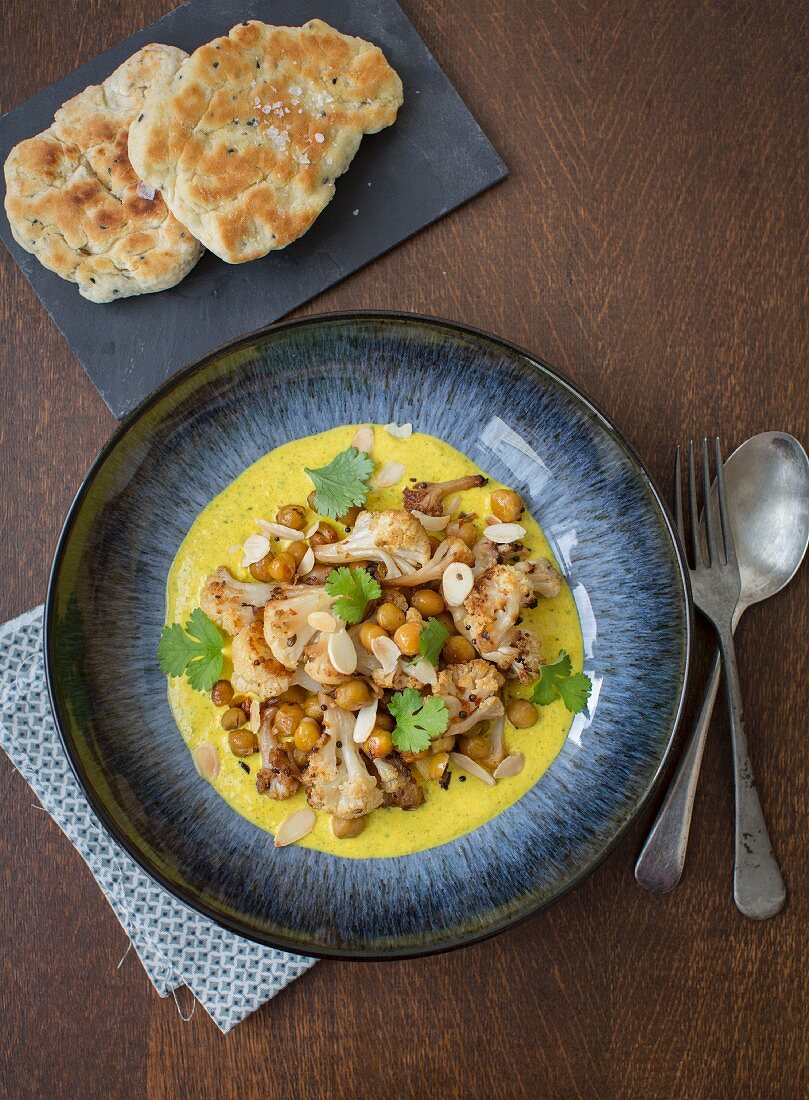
[1,2,806,1097]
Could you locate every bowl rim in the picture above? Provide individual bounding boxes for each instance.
[44,309,692,960]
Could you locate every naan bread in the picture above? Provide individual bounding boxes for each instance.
[3,44,203,303]
[128,19,403,264]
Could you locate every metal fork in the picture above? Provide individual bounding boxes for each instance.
[673,439,785,919]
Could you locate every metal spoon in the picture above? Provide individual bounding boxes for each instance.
[636,432,809,912]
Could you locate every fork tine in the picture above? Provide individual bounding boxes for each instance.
[673,445,686,550]
[701,437,717,565]
[714,437,737,567]
[686,440,701,565]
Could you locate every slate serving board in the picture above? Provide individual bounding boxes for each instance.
[0,0,506,418]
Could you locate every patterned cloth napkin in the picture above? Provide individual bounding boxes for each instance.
[0,606,317,1032]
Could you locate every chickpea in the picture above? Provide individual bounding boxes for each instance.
[292,748,309,770]
[267,551,296,583]
[400,748,429,763]
[393,620,422,656]
[459,734,490,761]
[249,554,275,582]
[338,505,362,526]
[506,699,538,728]
[377,602,406,632]
[411,589,445,617]
[273,702,305,738]
[364,728,393,758]
[427,752,450,780]
[303,695,324,721]
[276,504,306,530]
[332,816,366,839]
[436,611,457,634]
[287,540,309,566]
[442,635,476,664]
[374,711,394,732]
[431,733,455,753]
[490,488,525,523]
[228,727,258,756]
[282,685,307,705]
[210,679,234,707]
[221,706,246,731]
[456,521,479,547]
[334,678,375,711]
[294,717,322,753]
[310,523,339,546]
[359,621,388,653]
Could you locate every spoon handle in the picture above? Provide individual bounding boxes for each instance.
[635,651,721,892]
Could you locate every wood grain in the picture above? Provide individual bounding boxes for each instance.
[1,2,806,1097]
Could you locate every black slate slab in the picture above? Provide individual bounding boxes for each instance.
[0,0,505,418]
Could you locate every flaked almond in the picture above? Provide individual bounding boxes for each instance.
[412,509,451,532]
[385,422,413,439]
[328,629,358,675]
[408,658,438,687]
[353,698,379,743]
[352,425,374,453]
[298,546,316,576]
[257,519,305,541]
[241,533,271,568]
[308,610,337,633]
[371,460,405,489]
[371,634,401,675]
[442,562,474,606]
[249,699,261,735]
[192,743,220,780]
[274,806,317,848]
[493,752,525,779]
[443,494,461,515]
[449,752,496,787]
[483,522,527,544]
[303,521,320,539]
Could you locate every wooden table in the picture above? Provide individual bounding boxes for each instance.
[1,2,806,1096]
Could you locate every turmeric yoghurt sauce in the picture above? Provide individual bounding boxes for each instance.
[162,424,588,859]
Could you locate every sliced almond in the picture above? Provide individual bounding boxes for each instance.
[308,610,337,633]
[371,460,405,489]
[257,519,305,541]
[442,562,474,606]
[352,425,374,453]
[241,533,271,568]
[353,698,379,743]
[371,635,401,675]
[483,522,527,544]
[192,743,220,781]
[303,521,320,539]
[412,509,451,532]
[449,752,496,787]
[328,629,358,675]
[274,806,317,848]
[493,752,525,779]
[298,546,316,576]
[443,494,461,515]
[249,699,261,735]
[408,658,437,687]
[384,422,413,439]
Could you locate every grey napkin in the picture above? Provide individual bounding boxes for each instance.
[0,606,317,1032]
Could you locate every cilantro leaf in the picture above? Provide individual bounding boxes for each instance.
[530,650,591,714]
[158,609,224,693]
[304,446,374,519]
[418,616,450,667]
[388,688,449,754]
[324,566,381,624]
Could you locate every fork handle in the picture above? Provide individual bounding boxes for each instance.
[716,625,786,919]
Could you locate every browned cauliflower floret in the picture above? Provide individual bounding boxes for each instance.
[263,584,334,669]
[371,751,424,810]
[381,537,474,588]
[256,706,301,800]
[514,558,563,599]
[231,618,294,697]
[313,509,431,579]
[436,659,505,711]
[508,628,544,683]
[463,564,532,661]
[302,702,383,818]
[200,566,274,635]
[402,475,487,517]
[302,632,354,687]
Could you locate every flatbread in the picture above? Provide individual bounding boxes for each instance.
[128,19,403,264]
[4,44,203,303]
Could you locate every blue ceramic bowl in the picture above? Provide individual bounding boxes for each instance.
[46,313,690,958]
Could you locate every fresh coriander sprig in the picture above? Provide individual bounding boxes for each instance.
[416,617,450,667]
[388,688,449,754]
[158,609,225,693]
[304,446,374,519]
[530,650,591,714]
[324,566,381,624]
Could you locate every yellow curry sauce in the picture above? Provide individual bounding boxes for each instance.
[165,425,584,858]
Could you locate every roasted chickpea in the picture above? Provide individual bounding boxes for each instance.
[456,521,479,547]
[427,752,450,780]
[273,702,305,738]
[442,635,476,664]
[364,728,393,758]
[293,717,322,753]
[458,734,490,761]
[228,727,258,756]
[267,551,296,583]
[303,695,324,721]
[249,554,275,582]
[393,620,422,656]
[210,679,234,707]
[334,678,375,711]
[309,523,339,546]
[359,621,388,652]
[411,589,445,617]
[506,699,538,728]
[436,611,457,634]
[338,505,362,526]
[377,602,406,632]
[400,748,429,763]
[332,816,366,839]
[287,540,309,566]
[276,504,306,530]
[490,488,524,523]
[431,733,455,753]
[221,706,246,731]
[282,685,307,705]
[374,711,394,732]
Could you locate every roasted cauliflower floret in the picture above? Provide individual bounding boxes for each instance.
[313,509,431,578]
[508,628,544,683]
[231,618,295,697]
[263,585,333,670]
[371,751,424,810]
[303,703,383,818]
[514,557,563,599]
[380,537,474,588]
[402,475,487,517]
[303,632,354,687]
[200,566,274,635]
[436,659,505,713]
[256,705,301,800]
[463,564,532,659]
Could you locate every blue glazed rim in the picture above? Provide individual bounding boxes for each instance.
[45,310,692,960]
